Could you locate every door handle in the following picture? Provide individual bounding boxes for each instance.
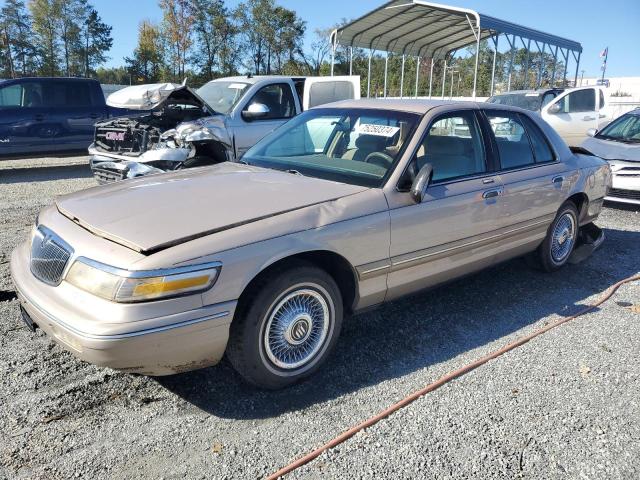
[582,116,595,121]
[552,176,564,184]
[34,114,45,121]
[482,188,502,199]
[482,177,495,184]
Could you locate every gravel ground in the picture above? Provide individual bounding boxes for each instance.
[0,161,639,480]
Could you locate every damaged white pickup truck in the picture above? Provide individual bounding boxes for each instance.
[89,75,360,183]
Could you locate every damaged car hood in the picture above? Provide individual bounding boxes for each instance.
[107,83,214,114]
[582,136,640,162]
[55,162,368,253]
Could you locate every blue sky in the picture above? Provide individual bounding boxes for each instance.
[93,0,640,78]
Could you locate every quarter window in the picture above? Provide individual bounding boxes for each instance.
[519,115,555,163]
[486,112,535,169]
[414,112,486,182]
[246,83,296,120]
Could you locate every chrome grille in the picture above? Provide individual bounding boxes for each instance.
[30,226,73,285]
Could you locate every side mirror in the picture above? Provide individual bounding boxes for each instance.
[547,103,562,114]
[242,103,269,120]
[410,163,433,203]
[586,128,597,137]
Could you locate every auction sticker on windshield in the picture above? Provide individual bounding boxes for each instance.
[228,83,247,89]
[356,124,400,137]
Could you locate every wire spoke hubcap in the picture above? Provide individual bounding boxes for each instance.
[264,288,330,370]
[551,212,576,263]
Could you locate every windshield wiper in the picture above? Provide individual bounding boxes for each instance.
[286,169,304,176]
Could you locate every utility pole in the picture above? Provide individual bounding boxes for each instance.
[580,70,585,86]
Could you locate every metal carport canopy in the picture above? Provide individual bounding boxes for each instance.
[332,0,582,98]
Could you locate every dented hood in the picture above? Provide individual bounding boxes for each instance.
[55,163,368,253]
[107,83,213,113]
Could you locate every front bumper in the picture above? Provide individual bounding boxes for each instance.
[605,161,640,205]
[10,242,236,376]
[88,144,190,184]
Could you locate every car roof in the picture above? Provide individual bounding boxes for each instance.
[209,75,298,85]
[491,88,562,96]
[316,98,538,115]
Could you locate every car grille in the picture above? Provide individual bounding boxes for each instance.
[92,165,128,184]
[30,226,73,286]
[607,188,640,201]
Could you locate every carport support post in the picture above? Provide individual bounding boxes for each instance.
[524,38,531,89]
[490,35,499,97]
[573,50,581,87]
[562,49,569,86]
[384,52,389,98]
[471,18,481,99]
[550,45,559,87]
[400,54,406,98]
[415,56,420,98]
[506,34,516,92]
[330,32,336,76]
[349,46,353,76]
[367,50,372,98]
[428,58,434,99]
[441,59,447,99]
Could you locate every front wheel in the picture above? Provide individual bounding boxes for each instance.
[538,201,579,272]
[227,262,343,389]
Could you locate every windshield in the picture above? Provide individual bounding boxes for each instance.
[242,108,420,187]
[596,113,640,143]
[487,93,544,111]
[196,81,250,114]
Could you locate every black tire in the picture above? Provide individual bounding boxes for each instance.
[227,261,343,389]
[538,201,579,272]
[181,155,215,169]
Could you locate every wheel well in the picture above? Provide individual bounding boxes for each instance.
[237,251,358,317]
[566,192,588,221]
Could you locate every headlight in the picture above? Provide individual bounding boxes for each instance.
[65,258,221,303]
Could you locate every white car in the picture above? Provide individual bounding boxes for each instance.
[488,86,608,146]
[582,109,640,205]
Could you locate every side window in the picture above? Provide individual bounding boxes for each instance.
[67,82,92,107]
[541,92,557,108]
[246,83,296,120]
[519,115,555,163]
[599,90,605,109]
[0,84,24,106]
[486,111,534,169]
[556,89,595,113]
[415,111,486,182]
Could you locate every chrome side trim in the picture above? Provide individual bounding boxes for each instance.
[390,215,553,272]
[356,259,391,280]
[22,292,230,340]
[355,214,554,280]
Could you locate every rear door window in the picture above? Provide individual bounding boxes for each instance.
[486,111,535,169]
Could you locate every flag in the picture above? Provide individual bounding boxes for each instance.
[600,47,608,58]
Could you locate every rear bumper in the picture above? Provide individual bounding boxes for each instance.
[11,243,236,376]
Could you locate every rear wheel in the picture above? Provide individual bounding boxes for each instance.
[538,201,579,272]
[227,262,343,389]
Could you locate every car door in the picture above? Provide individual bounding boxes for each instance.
[0,80,50,156]
[233,82,298,158]
[483,109,571,249]
[58,80,103,150]
[542,87,599,146]
[386,109,505,300]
